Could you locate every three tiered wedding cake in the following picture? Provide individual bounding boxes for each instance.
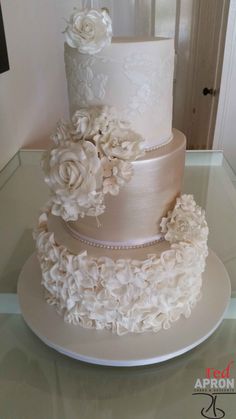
[34,8,208,335]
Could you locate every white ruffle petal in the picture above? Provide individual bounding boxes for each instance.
[34,195,208,335]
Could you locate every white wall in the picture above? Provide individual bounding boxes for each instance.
[0,0,72,171]
[213,0,236,172]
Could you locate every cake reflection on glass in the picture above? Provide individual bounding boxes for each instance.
[34,8,208,336]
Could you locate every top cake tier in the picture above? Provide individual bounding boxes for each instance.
[64,37,174,149]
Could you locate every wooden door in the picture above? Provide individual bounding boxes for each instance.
[213,0,236,172]
[182,0,229,149]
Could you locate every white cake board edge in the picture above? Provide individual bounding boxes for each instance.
[17,250,231,367]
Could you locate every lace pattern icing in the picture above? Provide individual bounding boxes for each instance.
[65,56,109,108]
[65,47,173,121]
[122,52,173,120]
[33,195,208,336]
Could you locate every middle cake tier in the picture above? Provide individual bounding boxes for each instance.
[66,129,186,248]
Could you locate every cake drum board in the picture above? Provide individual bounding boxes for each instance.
[17,251,231,367]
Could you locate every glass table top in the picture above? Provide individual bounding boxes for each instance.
[0,150,236,418]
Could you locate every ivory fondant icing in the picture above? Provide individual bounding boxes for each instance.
[64,37,174,149]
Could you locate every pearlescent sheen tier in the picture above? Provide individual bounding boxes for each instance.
[64,37,174,149]
[67,129,186,248]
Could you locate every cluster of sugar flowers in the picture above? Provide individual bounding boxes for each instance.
[160,194,209,247]
[64,8,112,54]
[42,106,144,221]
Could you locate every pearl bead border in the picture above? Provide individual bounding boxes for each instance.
[63,220,165,250]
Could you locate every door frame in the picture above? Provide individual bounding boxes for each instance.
[213,0,236,151]
[180,0,229,149]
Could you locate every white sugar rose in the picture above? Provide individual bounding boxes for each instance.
[42,141,104,220]
[51,120,72,146]
[71,108,91,140]
[64,9,112,54]
[69,106,132,142]
[91,106,117,136]
[90,106,129,137]
[70,106,120,141]
[97,126,144,161]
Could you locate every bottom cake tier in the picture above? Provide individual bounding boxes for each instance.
[34,195,209,336]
